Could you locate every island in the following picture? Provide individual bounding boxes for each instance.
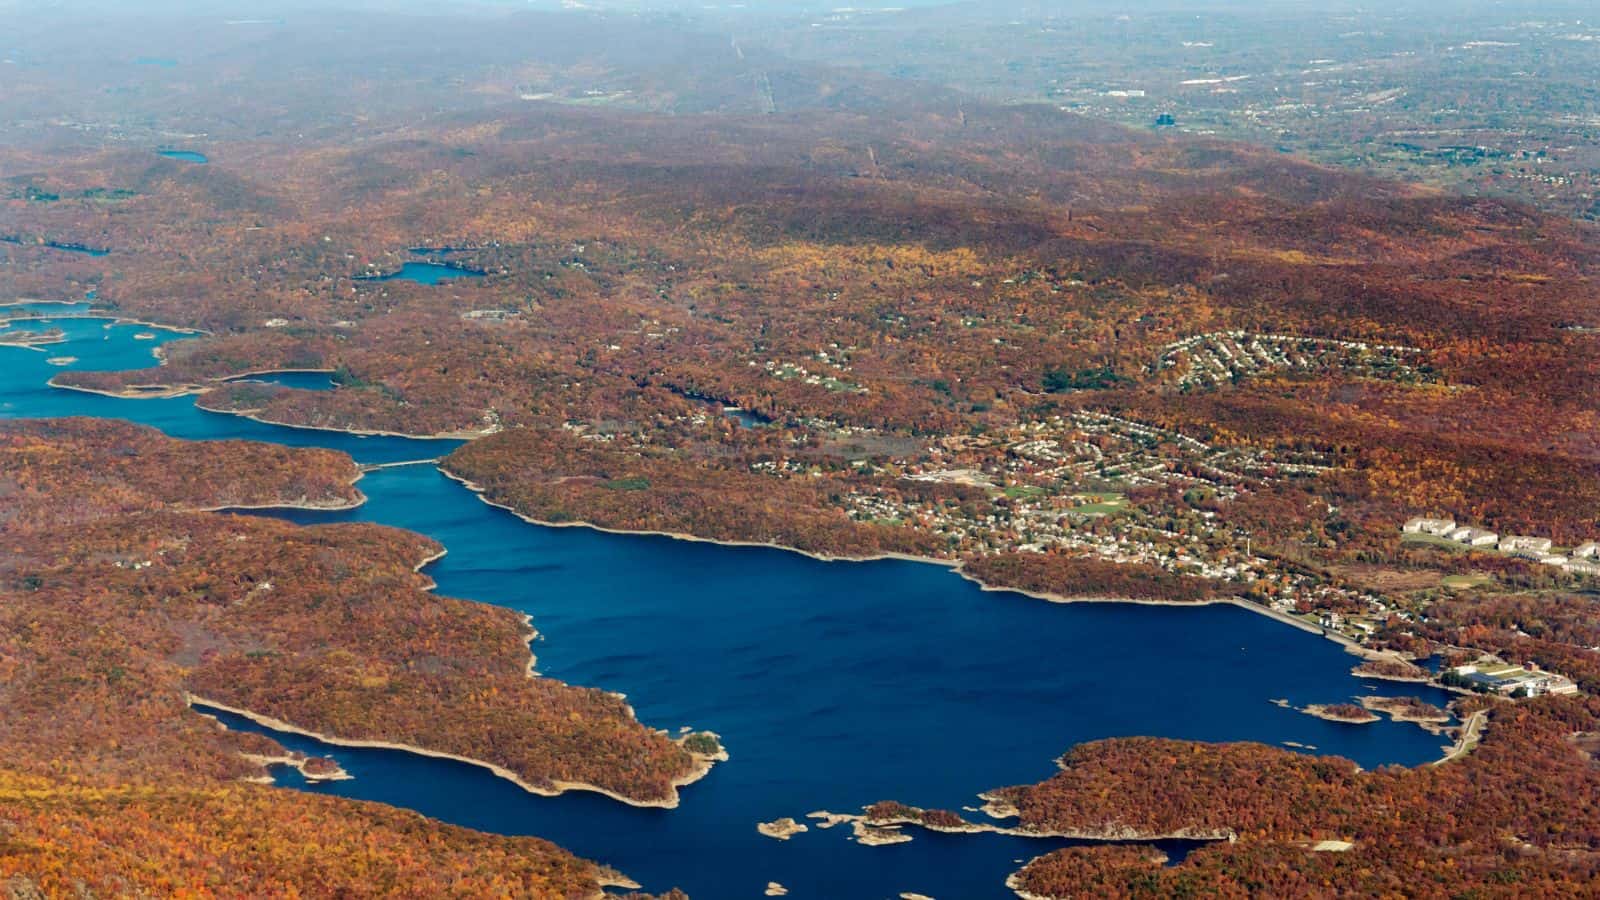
[1300,703,1381,725]
[0,326,66,346]
[757,818,809,841]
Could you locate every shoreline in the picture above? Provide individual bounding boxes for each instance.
[436,467,960,567]
[11,305,212,336]
[47,375,495,440]
[437,465,1399,662]
[214,405,495,441]
[30,319,484,440]
[191,495,367,513]
[223,367,337,379]
[411,547,449,591]
[1300,704,1380,725]
[1435,708,1489,765]
[185,694,706,810]
[827,807,1235,845]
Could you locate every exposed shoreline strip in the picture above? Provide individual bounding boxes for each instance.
[185,694,712,810]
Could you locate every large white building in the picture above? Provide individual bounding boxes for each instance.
[1499,535,1553,554]
[1404,517,1456,536]
[1448,526,1499,547]
[1569,559,1600,576]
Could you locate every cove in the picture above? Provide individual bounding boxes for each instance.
[355,261,485,285]
[0,316,1464,898]
[223,370,336,391]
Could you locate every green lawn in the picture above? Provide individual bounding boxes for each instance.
[1402,532,1463,549]
[1070,493,1128,516]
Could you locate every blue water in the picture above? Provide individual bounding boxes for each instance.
[356,261,484,285]
[0,318,1463,898]
[0,315,454,465]
[224,370,336,391]
[157,150,208,164]
[1,301,94,316]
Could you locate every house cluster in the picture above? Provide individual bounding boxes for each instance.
[752,355,868,395]
[1448,662,1579,697]
[1153,330,1432,390]
[837,413,1370,612]
[1403,517,1600,575]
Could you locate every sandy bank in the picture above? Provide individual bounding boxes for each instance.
[1300,704,1380,724]
[757,817,809,840]
[213,405,496,441]
[239,750,354,783]
[817,804,1235,848]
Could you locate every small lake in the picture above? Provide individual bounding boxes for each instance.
[357,261,484,285]
[45,241,109,257]
[0,316,1465,898]
[157,149,208,164]
[0,238,109,257]
[724,406,770,429]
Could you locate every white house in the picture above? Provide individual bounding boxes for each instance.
[1573,542,1599,559]
[1499,535,1553,554]
[1448,526,1499,547]
[1404,517,1456,536]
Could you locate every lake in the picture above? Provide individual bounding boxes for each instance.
[157,149,209,164]
[356,261,485,285]
[0,313,1463,898]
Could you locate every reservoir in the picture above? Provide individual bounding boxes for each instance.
[0,312,1463,898]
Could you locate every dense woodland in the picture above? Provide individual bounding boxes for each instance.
[861,695,1600,896]
[0,418,363,530]
[0,770,617,897]
[994,695,1600,897]
[0,421,696,896]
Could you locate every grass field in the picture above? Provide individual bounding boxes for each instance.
[1070,493,1128,516]
[1402,532,1464,550]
